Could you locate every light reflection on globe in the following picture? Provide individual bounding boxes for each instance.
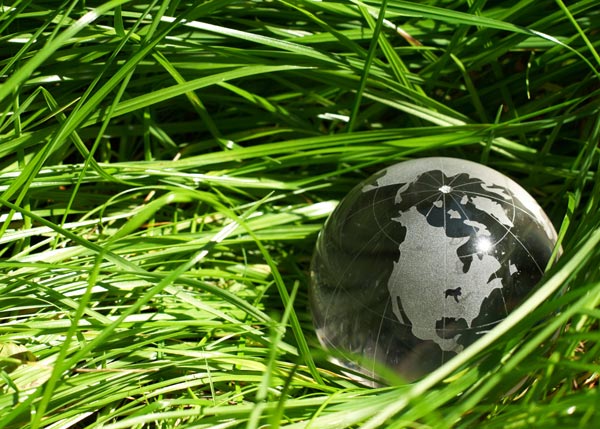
[310,157,558,382]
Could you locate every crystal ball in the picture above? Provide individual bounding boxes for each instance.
[310,157,558,382]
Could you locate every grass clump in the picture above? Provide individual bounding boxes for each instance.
[0,0,599,428]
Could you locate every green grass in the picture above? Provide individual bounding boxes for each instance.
[0,0,599,427]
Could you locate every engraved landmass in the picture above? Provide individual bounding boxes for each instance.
[388,205,503,352]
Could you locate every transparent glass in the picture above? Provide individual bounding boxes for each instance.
[310,157,558,382]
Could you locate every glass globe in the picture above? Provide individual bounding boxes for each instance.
[310,157,558,382]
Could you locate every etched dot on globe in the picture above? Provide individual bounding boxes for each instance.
[310,157,558,382]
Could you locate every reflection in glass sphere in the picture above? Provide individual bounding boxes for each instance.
[310,157,558,382]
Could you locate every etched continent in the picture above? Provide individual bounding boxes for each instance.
[388,206,503,352]
[381,168,510,352]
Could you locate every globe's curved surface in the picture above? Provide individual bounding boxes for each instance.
[310,157,558,382]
